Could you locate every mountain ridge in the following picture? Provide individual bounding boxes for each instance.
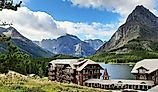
[34,34,104,57]
[91,5,158,63]
[97,5,158,53]
[0,27,54,58]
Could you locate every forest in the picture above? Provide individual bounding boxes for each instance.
[0,34,77,77]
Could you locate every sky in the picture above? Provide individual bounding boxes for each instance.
[0,0,158,41]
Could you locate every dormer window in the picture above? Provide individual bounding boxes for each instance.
[139,69,146,73]
[137,66,148,74]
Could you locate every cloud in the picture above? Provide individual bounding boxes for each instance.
[1,1,158,42]
[66,0,158,17]
[14,0,29,5]
[0,0,157,42]
[56,21,117,40]
[0,7,114,41]
[64,0,158,37]
[0,7,66,41]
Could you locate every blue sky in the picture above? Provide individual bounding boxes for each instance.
[26,0,120,24]
[1,0,158,41]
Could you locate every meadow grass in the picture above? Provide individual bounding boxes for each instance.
[0,73,108,92]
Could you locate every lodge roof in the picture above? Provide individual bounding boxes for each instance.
[49,59,103,71]
[76,59,103,71]
[49,59,78,69]
[131,59,158,74]
[85,79,154,86]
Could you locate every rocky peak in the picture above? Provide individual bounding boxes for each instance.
[84,39,104,50]
[6,27,22,37]
[6,27,30,42]
[126,5,158,26]
[97,5,158,53]
[57,34,81,45]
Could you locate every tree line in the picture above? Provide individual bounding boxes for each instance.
[0,34,76,77]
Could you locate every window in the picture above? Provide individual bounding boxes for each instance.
[93,76,97,78]
[97,70,100,73]
[156,71,158,76]
[83,76,85,80]
[156,77,158,84]
[140,75,146,80]
[97,66,99,69]
[70,69,74,73]
[89,66,92,68]
[85,76,88,79]
[83,70,85,74]
[88,76,91,79]
[90,70,93,74]
[139,69,146,73]
[76,75,79,80]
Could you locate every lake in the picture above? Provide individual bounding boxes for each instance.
[99,63,135,80]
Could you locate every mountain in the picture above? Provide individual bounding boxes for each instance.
[34,34,102,57]
[93,5,158,63]
[98,5,158,53]
[84,39,104,50]
[0,27,53,57]
[75,42,96,57]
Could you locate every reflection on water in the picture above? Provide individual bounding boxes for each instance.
[99,63,135,80]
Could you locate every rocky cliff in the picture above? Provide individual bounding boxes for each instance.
[97,5,158,53]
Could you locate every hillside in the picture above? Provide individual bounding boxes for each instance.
[0,27,53,58]
[91,5,158,63]
[0,71,107,92]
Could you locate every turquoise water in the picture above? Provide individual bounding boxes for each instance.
[99,63,135,80]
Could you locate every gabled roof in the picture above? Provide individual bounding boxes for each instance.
[131,59,158,74]
[76,59,103,71]
[136,66,149,70]
[49,59,78,64]
[103,68,110,77]
[73,60,86,65]
[49,59,103,71]
[49,59,78,69]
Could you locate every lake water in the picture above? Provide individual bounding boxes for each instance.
[99,63,135,80]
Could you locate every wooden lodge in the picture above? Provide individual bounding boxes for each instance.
[131,59,158,85]
[48,59,158,91]
[84,59,158,91]
[48,59,103,85]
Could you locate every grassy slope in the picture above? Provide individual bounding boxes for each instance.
[89,51,158,63]
[89,40,158,63]
[0,75,108,92]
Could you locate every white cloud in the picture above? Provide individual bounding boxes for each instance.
[1,0,158,42]
[0,7,66,41]
[64,0,158,37]
[66,0,158,17]
[0,7,114,41]
[56,21,117,40]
